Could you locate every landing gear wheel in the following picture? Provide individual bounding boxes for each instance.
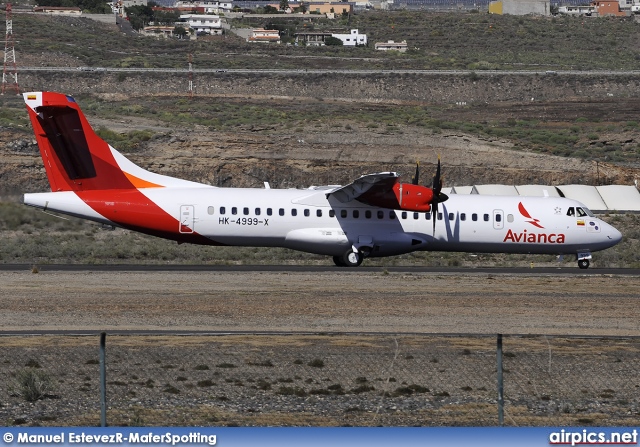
[578,259,590,269]
[341,249,363,267]
[333,255,346,267]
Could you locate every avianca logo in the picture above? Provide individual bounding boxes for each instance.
[503,202,566,244]
[518,202,544,229]
[503,229,566,244]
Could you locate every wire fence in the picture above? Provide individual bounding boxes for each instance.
[1,333,639,427]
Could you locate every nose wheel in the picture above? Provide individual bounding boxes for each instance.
[578,259,590,269]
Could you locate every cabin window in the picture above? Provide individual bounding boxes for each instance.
[243,207,249,216]
[267,208,272,216]
[507,214,514,223]
[304,209,310,217]
[329,210,335,218]
[377,210,384,219]
[255,208,261,216]
[279,208,285,216]
[389,211,396,219]
[484,213,490,222]
[495,214,502,222]
[291,209,297,217]
[220,207,226,215]
[472,213,478,221]
[448,212,454,221]
[365,210,372,219]
[317,209,322,217]
[437,213,443,221]
[341,209,347,218]
[207,206,214,215]
[460,213,466,221]
[413,212,419,220]
[232,207,238,215]
[401,211,407,219]
[425,212,431,220]
[353,210,360,218]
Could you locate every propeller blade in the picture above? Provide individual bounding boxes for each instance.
[432,201,438,235]
[432,156,442,194]
[412,161,420,185]
[431,156,447,235]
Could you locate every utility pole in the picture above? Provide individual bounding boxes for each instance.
[188,52,193,99]
[2,3,20,95]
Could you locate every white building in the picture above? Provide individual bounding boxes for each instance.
[175,0,233,13]
[179,14,222,35]
[331,29,367,46]
[375,40,407,52]
[557,5,597,15]
[248,28,281,43]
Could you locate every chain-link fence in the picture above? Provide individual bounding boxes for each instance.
[1,333,639,426]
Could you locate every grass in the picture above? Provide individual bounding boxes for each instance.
[16,92,638,166]
[11,12,640,71]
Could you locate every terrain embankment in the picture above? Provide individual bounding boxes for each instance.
[18,71,640,104]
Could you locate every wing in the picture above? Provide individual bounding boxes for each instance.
[326,172,402,208]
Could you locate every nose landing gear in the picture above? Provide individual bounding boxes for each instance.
[577,251,592,269]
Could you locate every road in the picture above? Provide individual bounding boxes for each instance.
[17,67,640,75]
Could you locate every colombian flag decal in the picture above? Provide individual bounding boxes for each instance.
[577,219,585,226]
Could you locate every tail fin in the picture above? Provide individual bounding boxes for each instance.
[24,92,197,192]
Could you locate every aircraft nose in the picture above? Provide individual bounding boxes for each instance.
[606,224,623,246]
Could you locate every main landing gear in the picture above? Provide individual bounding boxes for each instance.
[333,248,363,267]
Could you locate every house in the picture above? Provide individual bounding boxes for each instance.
[294,31,333,46]
[590,0,627,15]
[174,0,233,13]
[375,40,408,52]
[33,6,82,15]
[557,5,597,15]
[179,14,223,35]
[489,0,549,15]
[142,25,176,38]
[265,1,354,14]
[248,28,281,43]
[331,29,367,46]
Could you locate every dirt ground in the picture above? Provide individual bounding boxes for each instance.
[1,270,638,336]
[2,269,640,427]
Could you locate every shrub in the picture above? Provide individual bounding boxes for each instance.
[14,368,54,402]
[307,359,324,368]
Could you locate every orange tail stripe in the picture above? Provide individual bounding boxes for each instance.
[124,172,164,189]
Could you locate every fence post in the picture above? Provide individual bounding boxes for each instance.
[100,332,107,427]
[497,333,504,426]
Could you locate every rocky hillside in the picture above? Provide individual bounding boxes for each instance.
[2,93,638,197]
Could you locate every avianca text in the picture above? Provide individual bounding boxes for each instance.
[503,228,566,244]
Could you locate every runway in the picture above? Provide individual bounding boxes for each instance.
[1,263,639,275]
[1,265,638,337]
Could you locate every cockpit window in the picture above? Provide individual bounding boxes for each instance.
[567,207,575,217]
[576,207,593,217]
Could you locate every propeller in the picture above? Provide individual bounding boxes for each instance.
[430,156,449,234]
[412,156,448,234]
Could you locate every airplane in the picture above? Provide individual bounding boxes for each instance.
[22,91,622,269]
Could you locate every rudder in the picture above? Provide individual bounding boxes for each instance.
[24,92,137,192]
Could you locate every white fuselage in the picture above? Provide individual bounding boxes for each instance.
[24,186,622,258]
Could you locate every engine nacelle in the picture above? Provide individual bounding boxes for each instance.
[392,183,434,212]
